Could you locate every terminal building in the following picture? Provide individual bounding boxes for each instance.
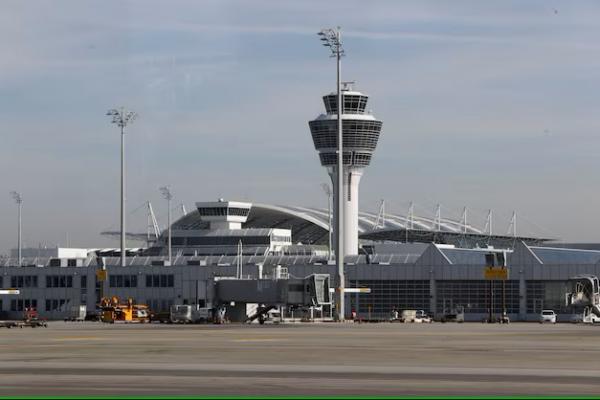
[2,199,600,322]
[2,84,599,322]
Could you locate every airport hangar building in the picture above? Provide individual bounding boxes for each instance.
[3,200,600,322]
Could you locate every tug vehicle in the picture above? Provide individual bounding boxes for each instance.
[99,296,150,323]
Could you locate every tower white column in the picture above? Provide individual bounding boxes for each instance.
[329,168,363,255]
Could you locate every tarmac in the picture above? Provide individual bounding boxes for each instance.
[0,321,599,396]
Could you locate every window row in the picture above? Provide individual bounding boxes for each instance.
[146,274,175,288]
[49,258,79,267]
[197,207,228,216]
[46,275,73,288]
[45,298,70,312]
[182,236,271,246]
[10,298,37,312]
[197,207,249,217]
[310,120,382,136]
[319,152,371,166]
[271,235,291,243]
[8,275,84,289]
[323,94,369,114]
[109,275,138,288]
[312,133,381,150]
[10,275,38,288]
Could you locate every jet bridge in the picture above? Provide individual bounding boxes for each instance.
[214,274,331,322]
[215,274,331,307]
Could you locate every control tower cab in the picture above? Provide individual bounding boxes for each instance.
[309,83,383,255]
[195,200,252,230]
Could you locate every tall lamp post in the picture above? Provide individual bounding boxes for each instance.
[160,186,173,265]
[321,183,333,261]
[106,107,137,267]
[318,27,345,321]
[10,191,22,267]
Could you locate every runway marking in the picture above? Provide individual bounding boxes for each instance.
[53,336,102,341]
[231,338,289,342]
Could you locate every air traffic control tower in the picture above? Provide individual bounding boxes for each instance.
[309,83,383,255]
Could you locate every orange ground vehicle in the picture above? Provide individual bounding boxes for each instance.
[99,297,150,324]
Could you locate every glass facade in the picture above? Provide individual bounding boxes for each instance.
[197,207,249,217]
[440,249,489,265]
[323,94,369,114]
[318,152,360,166]
[436,280,520,314]
[530,247,600,264]
[349,280,430,316]
[310,120,382,151]
[526,280,568,313]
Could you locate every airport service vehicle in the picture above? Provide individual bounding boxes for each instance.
[21,308,48,328]
[170,305,213,324]
[565,275,600,324]
[85,309,101,322]
[399,309,417,323]
[440,305,465,323]
[415,310,432,323]
[539,310,557,324]
[150,310,171,323]
[135,308,149,321]
[65,305,87,322]
[99,297,150,323]
[246,305,279,324]
[571,308,600,324]
[498,312,510,324]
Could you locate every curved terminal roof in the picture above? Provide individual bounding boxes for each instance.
[170,202,550,247]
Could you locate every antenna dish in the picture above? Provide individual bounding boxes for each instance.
[341,81,355,91]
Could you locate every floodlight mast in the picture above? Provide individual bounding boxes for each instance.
[10,191,22,267]
[106,107,137,267]
[160,186,173,265]
[318,27,345,321]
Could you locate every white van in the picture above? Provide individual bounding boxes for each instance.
[170,305,212,324]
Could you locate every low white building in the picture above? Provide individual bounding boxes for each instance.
[10,247,90,259]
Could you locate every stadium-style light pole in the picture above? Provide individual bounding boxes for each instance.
[10,191,22,267]
[160,186,173,265]
[318,27,345,321]
[321,183,333,261]
[106,107,137,267]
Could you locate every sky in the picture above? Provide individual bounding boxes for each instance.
[1,0,600,253]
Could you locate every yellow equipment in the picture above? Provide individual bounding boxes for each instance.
[99,296,149,324]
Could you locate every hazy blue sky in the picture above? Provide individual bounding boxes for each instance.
[2,0,600,253]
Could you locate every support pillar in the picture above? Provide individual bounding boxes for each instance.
[429,269,437,317]
[519,269,527,321]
